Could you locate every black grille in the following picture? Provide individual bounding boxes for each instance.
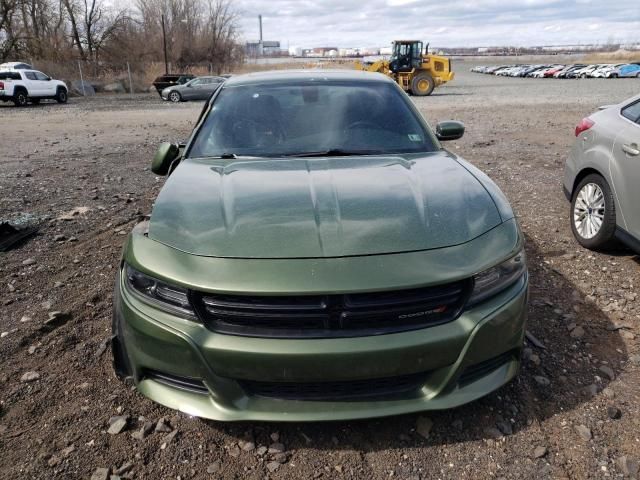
[239,371,430,401]
[458,350,517,386]
[190,280,470,338]
[144,369,208,394]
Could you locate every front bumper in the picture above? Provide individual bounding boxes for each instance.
[115,220,528,421]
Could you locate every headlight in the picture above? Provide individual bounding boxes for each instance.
[468,250,527,306]
[124,264,196,319]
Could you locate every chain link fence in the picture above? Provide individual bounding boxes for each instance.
[25,59,225,96]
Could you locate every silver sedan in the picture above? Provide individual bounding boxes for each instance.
[161,76,225,102]
[563,93,640,252]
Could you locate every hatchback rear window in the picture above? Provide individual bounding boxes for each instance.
[621,101,640,123]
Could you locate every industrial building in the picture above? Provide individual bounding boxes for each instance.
[245,40,281,56]
[245,14,282,57]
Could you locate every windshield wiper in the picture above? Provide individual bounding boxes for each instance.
[283,148,382,158]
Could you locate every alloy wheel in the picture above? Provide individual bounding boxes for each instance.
[16,92,27,106]
[573,183,605,239]
[169,91,180,102]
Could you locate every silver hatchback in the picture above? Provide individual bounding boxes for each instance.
[161,76,225,102]
[563,93,640,252]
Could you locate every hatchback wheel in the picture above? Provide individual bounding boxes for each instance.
[169,91,181,103]
[570,174,617,250]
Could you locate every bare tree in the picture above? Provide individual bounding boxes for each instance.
[1,0,244,73]
[61,0,84,59]
[202,0,238,73]
[83,0,128,60]
[0,0,22,61]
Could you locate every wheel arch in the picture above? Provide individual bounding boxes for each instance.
[571,167,604,197]
[573,164,629,231]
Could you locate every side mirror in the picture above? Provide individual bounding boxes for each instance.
[151,142,180,176]
[435,121,465,141]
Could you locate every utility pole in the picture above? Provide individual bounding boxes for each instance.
[161,14,169,74]
[258,15,263,57]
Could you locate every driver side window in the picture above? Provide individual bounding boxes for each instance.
[34,71,49,81]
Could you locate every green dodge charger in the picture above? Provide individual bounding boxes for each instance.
[113,70,528,421]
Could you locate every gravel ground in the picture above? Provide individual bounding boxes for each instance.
[1,64,640,480]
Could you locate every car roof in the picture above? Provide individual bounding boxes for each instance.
[156,73,193,78]
[223,69,394,87]
[0,63,32,71]
[0,61,32,67]
[0,69,37,74]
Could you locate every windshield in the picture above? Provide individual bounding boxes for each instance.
[188,80,437,158]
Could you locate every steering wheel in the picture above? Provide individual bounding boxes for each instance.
[231,119,285,147]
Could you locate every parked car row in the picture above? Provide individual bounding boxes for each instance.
[471,63,640,78]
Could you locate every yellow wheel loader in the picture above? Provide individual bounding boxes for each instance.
[355,40,454,96]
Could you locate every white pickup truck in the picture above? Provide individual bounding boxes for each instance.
[0,69,68,106]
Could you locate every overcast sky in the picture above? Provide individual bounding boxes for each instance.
[235,0,640,48]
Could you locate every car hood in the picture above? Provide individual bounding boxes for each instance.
[148,153,505,258]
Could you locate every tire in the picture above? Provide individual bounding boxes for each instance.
[570,174,617,250]
[13,89,28,107]
[410,72,435,96]
[610,73,618,78]
[55,88,68,104]
[168,90,182,103]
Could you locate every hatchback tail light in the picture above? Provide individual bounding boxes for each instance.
[0,81,4,90]
[575,118,594,137]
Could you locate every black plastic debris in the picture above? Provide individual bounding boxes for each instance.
[0,222,39,252]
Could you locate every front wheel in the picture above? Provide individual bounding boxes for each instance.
[168,91,181,103]
[570,174,617,250]
[56,88,68,104]
[410,73,435,96]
